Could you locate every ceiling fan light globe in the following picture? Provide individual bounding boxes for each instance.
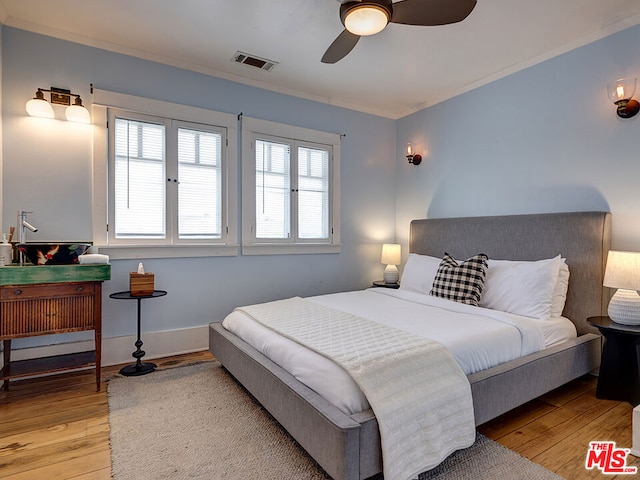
[343,5,389,36]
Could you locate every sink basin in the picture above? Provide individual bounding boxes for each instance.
[18,243,92,265]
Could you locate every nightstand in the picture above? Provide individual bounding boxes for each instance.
[372,280,399,289]
[587,316,640,406]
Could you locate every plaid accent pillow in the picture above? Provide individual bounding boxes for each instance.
[429,252,489,306]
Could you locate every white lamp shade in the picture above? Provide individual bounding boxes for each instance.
[65,104,91,123]
[381,244,401,265]
[604,250,640,325]
[26,98,54,119]
[604,250,640,291]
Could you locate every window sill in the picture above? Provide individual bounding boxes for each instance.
[241,243,341,256]
[95,244,239,260]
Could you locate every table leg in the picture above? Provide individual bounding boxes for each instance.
[2,340,10,391]
[119,298,156,376]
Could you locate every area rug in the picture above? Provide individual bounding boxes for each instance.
[108,362,564,480]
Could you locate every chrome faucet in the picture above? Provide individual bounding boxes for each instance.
[18,210,38,264]
[18,210,38,243]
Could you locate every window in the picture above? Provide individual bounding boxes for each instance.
[92,90,238,259]
[109,110,227,245]
[242,117,340,254]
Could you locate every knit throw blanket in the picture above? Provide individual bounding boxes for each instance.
[236,297,476,480]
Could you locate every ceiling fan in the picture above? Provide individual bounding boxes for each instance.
[322,0,477,64]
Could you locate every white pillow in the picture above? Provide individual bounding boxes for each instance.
[479,255,562,320]
[550,259,570,318]
[399,253,442,294]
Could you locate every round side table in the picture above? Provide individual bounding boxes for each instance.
[110,290,167,376]
[588,315,640,405]
[372,280,400,289]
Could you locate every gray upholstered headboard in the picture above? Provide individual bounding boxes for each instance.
[409,211,611,335]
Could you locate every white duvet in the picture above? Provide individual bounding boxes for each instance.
[222,287,576,415]
[235,297,476,480]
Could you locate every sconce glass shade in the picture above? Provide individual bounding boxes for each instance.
[607,78,637,103]
[343,4,390,36]
[607,78,639,118]
[26,97,55,119]
[64,95,90,123]
[65,104,91,123]
[604,250,640,325]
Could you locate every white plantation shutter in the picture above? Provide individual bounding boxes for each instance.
[114,118,166,239]
[298,146,329,240]
[255,139,291,239]
[178,127,222,239]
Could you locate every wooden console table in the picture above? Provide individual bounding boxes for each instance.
[0,265,110,391]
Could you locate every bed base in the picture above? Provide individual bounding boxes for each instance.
[210,322,601,480]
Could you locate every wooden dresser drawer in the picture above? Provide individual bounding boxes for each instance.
[0,282,98,339]
[0,282,96,300]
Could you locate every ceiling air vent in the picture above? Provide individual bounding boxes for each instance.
[232,51,278,72]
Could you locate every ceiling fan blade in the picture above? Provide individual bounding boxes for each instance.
[321,29,361,64]
[391,0,477,26]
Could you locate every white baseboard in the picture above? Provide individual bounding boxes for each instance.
[1,325,210,368]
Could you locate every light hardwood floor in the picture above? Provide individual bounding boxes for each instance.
[0,351,637,480]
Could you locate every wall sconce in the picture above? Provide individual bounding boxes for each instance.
[26,87,91,124]
[607,78,639,119]
[406,143,422,165]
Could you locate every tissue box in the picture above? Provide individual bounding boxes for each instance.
[129,272,155,296]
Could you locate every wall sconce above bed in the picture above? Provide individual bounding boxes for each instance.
[406,144,422,165]
[607,78,639,119]
[603,250,640,325]
[26,87,91,124]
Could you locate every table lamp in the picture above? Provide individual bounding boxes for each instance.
[381,243,401,285]
[603,250,640,325]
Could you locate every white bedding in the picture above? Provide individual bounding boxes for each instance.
[222,288,576,415]
[235,297,475,480]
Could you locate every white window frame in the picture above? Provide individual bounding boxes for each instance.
[92,89,238,259]
[241,116,341,255]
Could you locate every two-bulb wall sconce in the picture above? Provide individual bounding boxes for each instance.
[26,87,91,124]
[607,78,639,119]
[406,143,422,165]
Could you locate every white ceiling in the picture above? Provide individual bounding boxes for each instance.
[1,0,640,119]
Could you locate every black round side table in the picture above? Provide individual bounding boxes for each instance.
[110,290,167,376]
[588,315,640,406]
[372,280,400,289]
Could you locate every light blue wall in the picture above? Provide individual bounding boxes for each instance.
[396,25,640,253]
[1,28,397,344]
[5,23,640,350]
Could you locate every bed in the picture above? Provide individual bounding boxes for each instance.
[209,211,610,480]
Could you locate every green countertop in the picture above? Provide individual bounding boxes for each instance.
[0,264,111,286]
